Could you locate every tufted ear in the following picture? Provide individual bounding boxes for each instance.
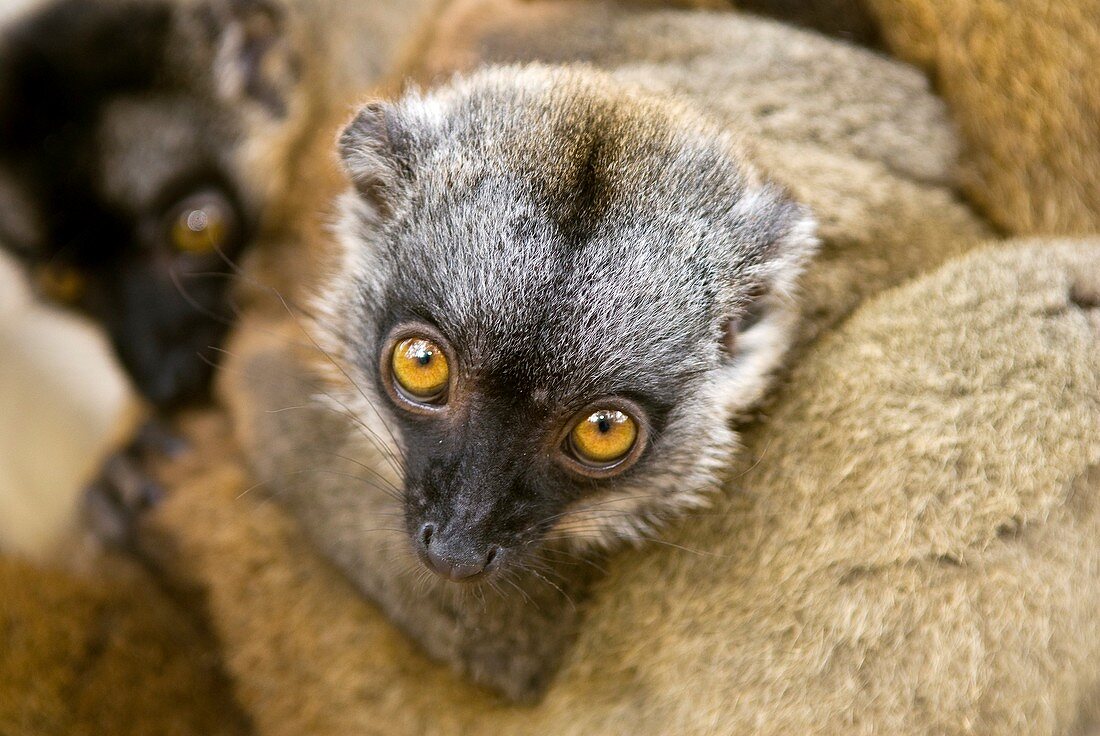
[722,188,817,323]
[337,101,415,216]
[204,0,300,117]
[718,189,818,411]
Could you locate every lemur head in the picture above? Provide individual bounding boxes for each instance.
[0,0,304,408]
[324,66,816,583]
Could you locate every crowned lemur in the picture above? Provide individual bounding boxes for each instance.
[217,0,959,703]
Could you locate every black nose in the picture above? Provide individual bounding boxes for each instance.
[417,523,500,582]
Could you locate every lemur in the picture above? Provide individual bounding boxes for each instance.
[226,63,816,702]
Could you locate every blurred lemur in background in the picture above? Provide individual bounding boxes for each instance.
[0,0,302,408]
[0,0,431,518]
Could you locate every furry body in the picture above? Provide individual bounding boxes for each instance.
[865,0,1100,235]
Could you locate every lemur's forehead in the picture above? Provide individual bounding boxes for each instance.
[385,196,721,405]
[411,69,753,211]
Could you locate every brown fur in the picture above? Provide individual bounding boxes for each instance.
[0,552,249,735]
[864,0,1100,235]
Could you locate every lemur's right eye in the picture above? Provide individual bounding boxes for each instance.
[391,337,450,404]
[558,399,649,478]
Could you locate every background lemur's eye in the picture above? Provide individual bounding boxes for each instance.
[36,264,86,305]
[391,337,450,403]
[167,192,234,254]
[569,409,638,467]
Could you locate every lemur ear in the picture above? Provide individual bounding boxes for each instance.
[204,0,300,117]
[717,193,817,412]
[338,101,414,215]
[724,191,817,324]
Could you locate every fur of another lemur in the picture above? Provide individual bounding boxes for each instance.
[861,0,1100,235]
[200,0,999,709]
[0,552,250,736]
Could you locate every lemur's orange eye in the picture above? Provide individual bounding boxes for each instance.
[168,193,232,254]
[392,337,450,402]
[569,409,638,466]
[37,264,85,304]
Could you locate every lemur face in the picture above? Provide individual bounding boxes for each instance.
[0,0,299,408]
[327,66,816,582]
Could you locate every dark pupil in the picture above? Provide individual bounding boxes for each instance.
[596,416,611,433]
[416,350,432,366]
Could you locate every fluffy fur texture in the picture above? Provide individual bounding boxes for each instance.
[864,0,1100,235]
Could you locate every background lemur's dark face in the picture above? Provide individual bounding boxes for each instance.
[0,0,299,408]
[326,67,816,583]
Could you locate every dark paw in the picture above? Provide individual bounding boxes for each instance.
[82,418,183,548]
[83,451,163,548]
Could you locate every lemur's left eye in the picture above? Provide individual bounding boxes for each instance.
[167,191,235,254]
[559,401,648,478]
[36,263,85,304]
[391,337,450,404]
